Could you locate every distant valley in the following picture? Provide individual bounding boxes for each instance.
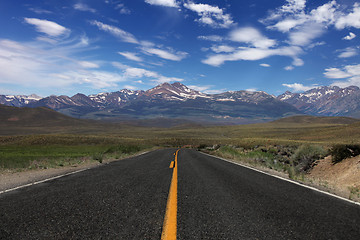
[1,83,359,124]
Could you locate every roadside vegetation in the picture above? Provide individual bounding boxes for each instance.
[0,135,151,170]
[1,115,360,202]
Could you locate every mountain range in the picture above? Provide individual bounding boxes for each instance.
[1,82,359,124]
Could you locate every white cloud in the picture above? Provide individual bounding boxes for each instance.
[184,2,234,28]
[90,21,187,62]
[112,62,183,84]
[118,51,143,62]
[343,32,356,40]
[310,0,338,24]
[335,3,360,29]
[326,64,360,88]
[229,27,276,49]
[246,88,258,92]
[124,67,158,78]
[284,65,294,71]
[65,71,124,89]
[288,23,325,46]
[188,85,211,92]
[280,0,306,14]
[211,45,235,53]
[0,38,123,91]
[269,17,307,32]
[324,67,353,79]
[145,0,179,8]
[24,18,70,37]
[90,20,139,44]
[188,85,224,94]
[73,3,96,13]
[28,7,52,14]
[141,47,188,61]
[292,57,304,66]
[263,0,360,50]
[78,61,100,68]
[338,47,358,58]
[260,63,270,67]
[123,85,137,90]
[202,46,303,67]
[198,35,224,42]
[116,4,131,14]
[282,83,314,92]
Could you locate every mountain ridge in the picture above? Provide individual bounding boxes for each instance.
[277,85,360,117]
[2,82,359,123]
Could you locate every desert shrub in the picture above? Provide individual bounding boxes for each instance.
[197,144,208,150]
[92,152,103,163]
[291,145,327,172]
[330,144,360,164]
[219,145,239,156]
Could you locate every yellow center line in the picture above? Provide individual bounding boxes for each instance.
[161,149,180,240]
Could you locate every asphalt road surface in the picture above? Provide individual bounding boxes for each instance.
[1,148,360,239]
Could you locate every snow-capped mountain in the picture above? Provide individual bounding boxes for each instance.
[3,83,360,122]
[144,82,209,100]
[0,94,42,107]
[277,86,360,117]
[0,82,301,123]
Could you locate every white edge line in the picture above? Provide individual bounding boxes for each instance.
[199,151,360,207]
[0,150,151,195]
[0,168,89,195]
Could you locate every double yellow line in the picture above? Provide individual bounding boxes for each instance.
[161,149,180,240]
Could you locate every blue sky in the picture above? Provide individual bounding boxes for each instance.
[0,0,360,96]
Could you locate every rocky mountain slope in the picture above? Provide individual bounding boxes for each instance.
[277,86,360,117]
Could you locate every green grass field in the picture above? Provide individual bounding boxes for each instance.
[1,115,360,170]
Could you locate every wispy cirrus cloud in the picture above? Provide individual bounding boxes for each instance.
[28,7,52,14]
[90,20,188,62]
[0,38,125,93]
[260,63,270,67]
[141,47,188,61]
[90,20,139,44]
[198,35,224,42]
[112,62,183,84]
[73,3,96,13]
[118,52,143,62]
[24,18,70,38]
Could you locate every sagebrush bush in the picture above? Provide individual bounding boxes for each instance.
[104,145,141,154]
[291,145,327,172]
[330,144,360,164]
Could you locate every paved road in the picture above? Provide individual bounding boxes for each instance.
[1,148,360,239]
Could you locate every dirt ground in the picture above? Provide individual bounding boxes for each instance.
[308,155,360,202]
[0,160,102,192]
